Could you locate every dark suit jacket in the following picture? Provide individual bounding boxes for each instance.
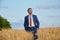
[24,14,39,31]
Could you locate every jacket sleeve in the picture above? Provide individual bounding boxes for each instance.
[24,16,27,30]
[36,15,39,29]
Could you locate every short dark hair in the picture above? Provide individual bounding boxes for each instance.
[27,8,32,12]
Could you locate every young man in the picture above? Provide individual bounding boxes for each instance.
[24,8,39,40]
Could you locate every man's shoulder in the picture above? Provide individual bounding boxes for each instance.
[25,14,37,17]
[32,14,37,17]
[25,15,29,18]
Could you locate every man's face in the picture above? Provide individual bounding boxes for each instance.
[28,9,32,14]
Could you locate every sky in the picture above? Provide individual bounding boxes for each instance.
[0,0,60,29]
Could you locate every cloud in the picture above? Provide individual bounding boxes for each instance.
[36,3,60,9]
[0,6,8,9]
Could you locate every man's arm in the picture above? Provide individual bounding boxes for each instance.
[24,16,27,31]
[36,15,39,29]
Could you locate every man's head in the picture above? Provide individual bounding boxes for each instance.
[27,8,32,15]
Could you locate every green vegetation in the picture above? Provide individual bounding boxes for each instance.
[0,16,11,30]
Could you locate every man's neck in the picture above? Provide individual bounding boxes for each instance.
[29,14,32,16]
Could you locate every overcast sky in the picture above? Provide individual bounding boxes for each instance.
[0,0,60,29]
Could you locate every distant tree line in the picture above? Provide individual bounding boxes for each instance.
[0,16,11,30]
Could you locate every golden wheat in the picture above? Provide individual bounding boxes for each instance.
[0,27,60,40]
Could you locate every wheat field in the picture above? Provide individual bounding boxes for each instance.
[0,27,60,40]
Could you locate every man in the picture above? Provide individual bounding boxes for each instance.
[24,8,39,40]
